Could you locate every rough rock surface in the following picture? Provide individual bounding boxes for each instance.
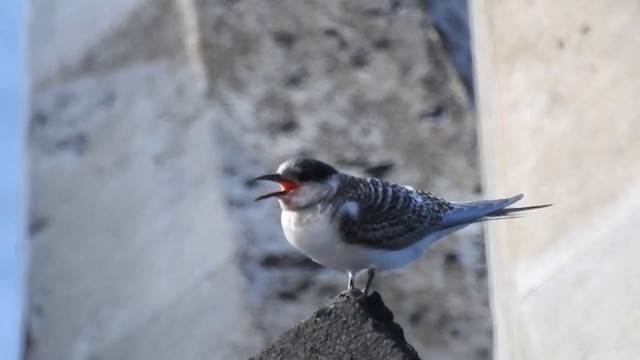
[27,0,490,359]
[253,292,421,360]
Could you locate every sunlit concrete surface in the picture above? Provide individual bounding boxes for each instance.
[472,1,640,359]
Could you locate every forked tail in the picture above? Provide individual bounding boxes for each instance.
[441,194,552,228]
[484,203,552,220]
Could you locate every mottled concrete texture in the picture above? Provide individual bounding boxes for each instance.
[198,0,490,359]
[253,292,421,360]
[27,0,261,359]
[472,1,640,359]
[27,0,487,359]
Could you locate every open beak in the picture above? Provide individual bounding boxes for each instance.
[252,174,301,201]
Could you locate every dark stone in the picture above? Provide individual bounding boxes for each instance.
[476,346,492,360]
[364,163,394,179]
[24,326,35,354]
[409,311,423,324]
[32,111,48,127]
[29,217,49,236]
[373,38,391,50]
[350,48,371,68]
[364,8,385,17]
[278,119,298,132]
[277,291,299,301]
[272,31,298,49]
[323,28,348,50]
[244,178,258,188]
[475,267,487,280]
[252,292,422,360]
[54,133,89,155]
[283,67,308,88]
[260,253,323,270]
[419,104,446,123]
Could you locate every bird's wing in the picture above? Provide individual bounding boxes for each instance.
[441,194,524,227]
[334,177,549,250]
[335,178,453,250]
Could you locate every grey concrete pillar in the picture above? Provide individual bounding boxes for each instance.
[472,1,640,359]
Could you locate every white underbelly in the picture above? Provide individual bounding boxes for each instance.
[281,209,439,274]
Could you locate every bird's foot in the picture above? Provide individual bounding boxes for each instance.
[338,287,366,300]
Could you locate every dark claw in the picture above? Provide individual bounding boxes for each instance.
[338,287,365,300]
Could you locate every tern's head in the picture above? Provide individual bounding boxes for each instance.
[253,158,339,210]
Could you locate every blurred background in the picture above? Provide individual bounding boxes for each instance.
[2,0,639,359]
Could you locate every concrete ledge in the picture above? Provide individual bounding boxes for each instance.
[252,292,421,360]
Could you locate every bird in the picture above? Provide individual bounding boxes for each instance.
[253,158,550,296]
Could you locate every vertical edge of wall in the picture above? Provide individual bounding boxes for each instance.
[469,2,518,359]
[0,0,28,358]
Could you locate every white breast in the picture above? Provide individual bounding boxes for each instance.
[281,207,338,264]
[280,206,443,274]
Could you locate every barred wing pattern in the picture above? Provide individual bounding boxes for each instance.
[332,176,454,250]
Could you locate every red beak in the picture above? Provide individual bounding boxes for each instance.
[252,174,301,201]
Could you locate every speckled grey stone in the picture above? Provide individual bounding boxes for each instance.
[252,292,421,360]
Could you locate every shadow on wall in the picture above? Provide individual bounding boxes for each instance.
[422,0,473,99]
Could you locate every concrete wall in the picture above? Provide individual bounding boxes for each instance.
[26,0,261,358]
[27,0,490,359]
[472,1,640,359]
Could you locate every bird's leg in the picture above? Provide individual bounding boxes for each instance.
[347,272,355,291]
[339,272,365,300]
[363,268,376,295]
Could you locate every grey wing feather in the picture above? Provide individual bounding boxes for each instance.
[334,176,453,250]
[441,194,525,227]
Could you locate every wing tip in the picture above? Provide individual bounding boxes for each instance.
[506,194,553,211]
[505,193,524,206]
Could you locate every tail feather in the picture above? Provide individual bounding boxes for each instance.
[485,203,552,219]
[441,194,551,228]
